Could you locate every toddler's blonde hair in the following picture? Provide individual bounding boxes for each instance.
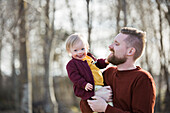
[66,33,89,54]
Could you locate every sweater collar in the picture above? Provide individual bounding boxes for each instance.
[117,66,141,72]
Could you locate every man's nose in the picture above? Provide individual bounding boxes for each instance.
[109,44,113,49]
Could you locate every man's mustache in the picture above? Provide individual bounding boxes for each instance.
[109,48,114,53]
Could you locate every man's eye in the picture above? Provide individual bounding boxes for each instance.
[115,43,119,46]
[81,48,84,50]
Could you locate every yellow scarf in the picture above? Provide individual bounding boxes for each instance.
[83,56,104,85]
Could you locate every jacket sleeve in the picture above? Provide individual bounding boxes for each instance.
[95,58,108,69]
[87,52,108,69]
[66,61,87,89]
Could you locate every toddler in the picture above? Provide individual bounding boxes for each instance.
[66,33,112,113]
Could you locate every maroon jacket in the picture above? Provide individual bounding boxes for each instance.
[66,53,108,100]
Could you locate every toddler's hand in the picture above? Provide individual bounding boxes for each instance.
[85,83,93,91]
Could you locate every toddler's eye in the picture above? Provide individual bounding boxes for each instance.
[81,48,85,50]
[74,50,77,52]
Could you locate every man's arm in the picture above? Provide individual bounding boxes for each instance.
[87,86,113,112]
[87,96,108,112]
[88,96,130,113]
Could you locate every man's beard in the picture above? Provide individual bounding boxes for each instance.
[108,49,127,65]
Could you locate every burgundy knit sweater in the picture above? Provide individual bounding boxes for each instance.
[103,66,156,113]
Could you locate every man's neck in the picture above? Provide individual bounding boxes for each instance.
[117,61,136,71]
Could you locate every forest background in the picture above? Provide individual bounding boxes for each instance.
[0,0,170,113]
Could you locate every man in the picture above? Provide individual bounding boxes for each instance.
[87,27,156,113]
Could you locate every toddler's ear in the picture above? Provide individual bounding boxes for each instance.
[68,52,72,57]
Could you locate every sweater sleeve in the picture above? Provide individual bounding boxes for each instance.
[66,61,87,89]
[130,74,156,113]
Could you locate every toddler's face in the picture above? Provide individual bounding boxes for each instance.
[69,40,87,60]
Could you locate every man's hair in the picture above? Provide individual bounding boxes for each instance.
[66,33,89,53]
[120,27,146,60]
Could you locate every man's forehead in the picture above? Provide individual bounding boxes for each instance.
[114,33,128,42]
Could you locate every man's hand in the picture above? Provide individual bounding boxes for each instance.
[85,83,93,91]
[95,86,112,102]
[87,96,108,112]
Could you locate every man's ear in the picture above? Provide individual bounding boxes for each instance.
[127,47,136,56]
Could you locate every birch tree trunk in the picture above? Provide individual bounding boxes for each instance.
[165,2,170,25]
[122,0,127,26]
[18,0,32,113]
[0,11,4,90]
[11,33,20,112]
[86,0,92,50]
[116,0,121,33]
[161,1,170,112]
[43,0,52,112]
[43,0,58,112]
[163,0,170,95]
[156,0,164,112]
[66,0,75,32]
[116,0,127,33]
